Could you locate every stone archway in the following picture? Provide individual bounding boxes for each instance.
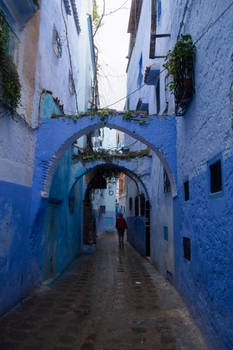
[34,113,177,203]
[29,113,177,278]
[75,162,151,256]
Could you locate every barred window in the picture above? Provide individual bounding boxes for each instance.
[52,25,62,58]
[63,0,72,15]
[69,70,75,95]
[70,0,81,34]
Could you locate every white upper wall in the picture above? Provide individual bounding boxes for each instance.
[127,0,233,183]
[32,0,95,126]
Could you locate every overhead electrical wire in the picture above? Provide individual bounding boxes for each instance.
[102,2,233,110]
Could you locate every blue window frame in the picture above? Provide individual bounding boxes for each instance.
[157,0,162,22]
[137,53,143,88]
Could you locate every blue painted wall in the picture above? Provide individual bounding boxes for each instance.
[0,181,34,315]
[43,148,83,281]
[174,155,233,350]
[127,216,146,256]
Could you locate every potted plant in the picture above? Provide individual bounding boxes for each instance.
[163,34,195,115]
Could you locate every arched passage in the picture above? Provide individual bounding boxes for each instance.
[79,163,150,257]
[71,162,150,200]
[30,113,177,282]
[34,114,177,201]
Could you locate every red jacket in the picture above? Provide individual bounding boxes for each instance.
[116,214,127,230]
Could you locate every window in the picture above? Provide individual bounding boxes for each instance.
[129,197,133,211]
[135,196,139,216]
[183,237,191,261]
[209,159,222,193]
[99,205,105,214]
[163,169,171,193]
[63,0,72,15]
[52,25,62,58]
[69,70,75,94]
[137,54,143,88]
[149,0,157,59]
[140,193,145,216]
[69,196,75,213]
[184,181,189,201]
[157,0,162,21]
[70,0,81,34]
[136,98,142,111]
[164,226,168,241]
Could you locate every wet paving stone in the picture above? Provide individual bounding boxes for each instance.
[0,233,209,350]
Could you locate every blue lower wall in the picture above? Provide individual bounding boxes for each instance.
[127,216,146,256]
[174,155,233,350]
[0,181,34,315]
[43,148,84,281]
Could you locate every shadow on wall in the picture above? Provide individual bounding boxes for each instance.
[127,216,147,257]
[43,147,83,282]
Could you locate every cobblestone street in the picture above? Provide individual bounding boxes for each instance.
[0,233,208,350]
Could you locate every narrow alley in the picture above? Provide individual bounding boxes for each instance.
[0,233,208,350]
[0,1,232,349]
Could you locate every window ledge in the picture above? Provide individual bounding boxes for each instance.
[208,191,224,199]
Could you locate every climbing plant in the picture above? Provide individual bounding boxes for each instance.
[72,148,151,163]
[92,0,103,32]
[163,34,195,116]
[51,108,164,125]
[0,10,21,113]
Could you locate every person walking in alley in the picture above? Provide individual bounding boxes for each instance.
[115,213,127,248]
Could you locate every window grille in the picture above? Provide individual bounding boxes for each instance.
[52,25,62,58]
[70,0,81,34]
[63,0,72,15]
[149,0,157,58]
[69,70,75,94]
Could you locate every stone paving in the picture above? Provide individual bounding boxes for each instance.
[0,233,209,350]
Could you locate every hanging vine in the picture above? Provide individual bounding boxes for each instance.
[72,148,151,163]
[163,34,195,116]
[0,10,21,113]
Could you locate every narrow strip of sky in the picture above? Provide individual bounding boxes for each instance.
[95,0,130,111]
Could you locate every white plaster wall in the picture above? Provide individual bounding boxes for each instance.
[0,0,95,186]
[33,0,95,126]
[126,0,173,115]
[125,0,233,280]
[150,153,174,276]
[126,0,174,277]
